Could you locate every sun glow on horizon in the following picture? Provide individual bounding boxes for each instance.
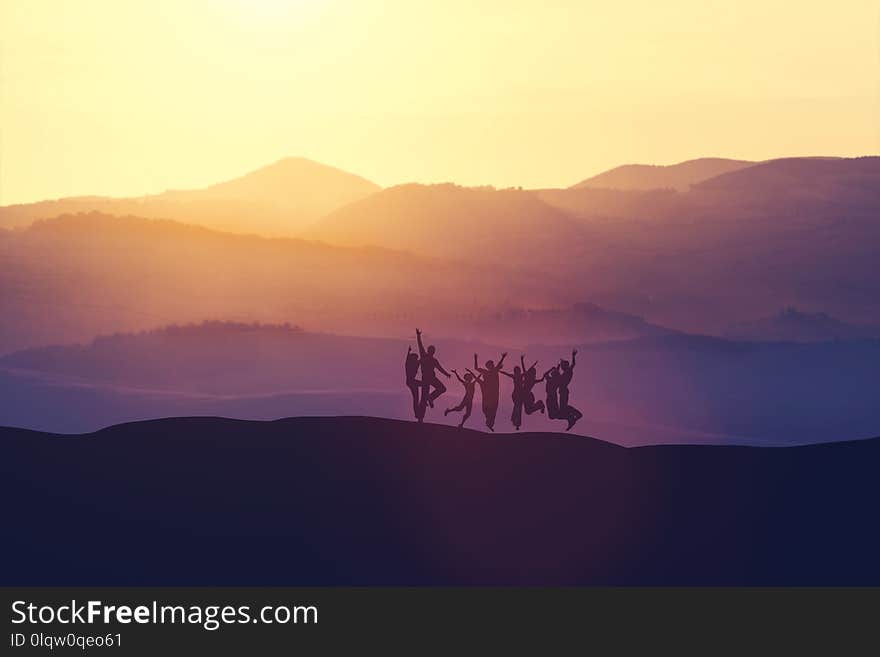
[1,0,878,204]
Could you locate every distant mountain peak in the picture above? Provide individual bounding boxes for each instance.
[724,307,880,342]
[692,156,880,193]
[0,158,382,236]
[171,156,380,201]
[236,155,374,180]
[572,158,756,192]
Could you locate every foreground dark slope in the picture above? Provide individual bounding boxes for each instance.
[3,416,879,585]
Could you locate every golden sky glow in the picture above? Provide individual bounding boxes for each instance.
[1,0,878,204]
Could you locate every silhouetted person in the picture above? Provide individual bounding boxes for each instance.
[557,349,583,431]
[501,364,525,430]
[544,365,561,420]
[404,346,426,422]
[557,350,577,408]
[521,356,546,417]
[474,351,507,431]
[416,328,450,408]
[445,369,476,428]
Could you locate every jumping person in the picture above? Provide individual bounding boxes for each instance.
[416,328,451,409]
[557,350,577,410]
[404,346,424,421]
[520,356,546,417]
[473,351,507,431]
[543,364,561,420]
[501,364,525,430]
[445,369,477,428]
[557,349,583,431]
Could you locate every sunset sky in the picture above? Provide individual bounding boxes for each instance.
[1,0,878,204]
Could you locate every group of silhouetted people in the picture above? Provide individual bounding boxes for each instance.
[405,329,583,432]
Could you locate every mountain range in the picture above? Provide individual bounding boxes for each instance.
[309,182,591,266]
[2,153,880,444]
[0,157,380,235]
[725,307,880,342]
[2,157,879,337]
[0,211,559,352]
[571,157,755,191]
[2,156,880,338]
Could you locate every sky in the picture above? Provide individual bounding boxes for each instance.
[1,0,878,204]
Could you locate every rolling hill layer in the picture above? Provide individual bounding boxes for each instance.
[3,416,879,585]
[571,157,756,191]
[0,157,380,235]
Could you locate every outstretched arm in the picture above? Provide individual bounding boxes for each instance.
[435,359,450,378]
[473,353,479,370]
[529,360,538,372]
[497,352,507,369]
[466,368,483,383]
[571,349,578,369]
[520,355,526,371]
[416,329,426,356]
[500,370,513,378]
[452,369,464,384]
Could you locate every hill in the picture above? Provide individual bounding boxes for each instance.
[157,157,380,225]
[0,308,673,392]
[468,302,677,346]
[544,157,880,332]
[0,321,494,395]
[725,307,880,342]
[3,326,880,446]
[2,416,879,585]
[572,158,755,191]
[0,157,380,235]
[0,212,558,353]
[309,183,592,266]
[309,158,880,335]
[535,186,680,220]
[693,156,880,201]
[4,155,880,341]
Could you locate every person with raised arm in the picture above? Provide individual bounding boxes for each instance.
[543,364,561,420]
[501,360,526,430]
[404,345,426,422]
[444,369,477,428]
[473,351,507,431]
[520,356,546,418]
[557,349,583,431]
[416,328,451,409]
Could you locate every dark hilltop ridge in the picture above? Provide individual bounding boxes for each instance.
[3,416,879,585]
